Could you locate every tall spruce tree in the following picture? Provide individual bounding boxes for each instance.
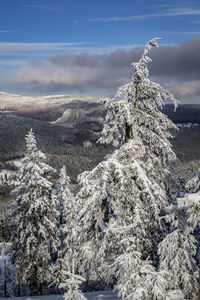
[58,166,77,262]
[10,129,58,295]
[76,38,180,297]
[54,166,77,292]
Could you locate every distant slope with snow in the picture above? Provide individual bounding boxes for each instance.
[0,92,109,181]
[1,92,200,125]
[0,92,103,124]
[0,91,199,184]
[0,92,97,111]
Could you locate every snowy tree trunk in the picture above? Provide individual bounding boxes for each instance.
[125,125,132,143]
[31,266,38,296]
[198,263,200,300]
[57,253,63,294]
[39,281,43,295]
[3,259,7,297]
[39,264,45,295]
[17,283,21,297]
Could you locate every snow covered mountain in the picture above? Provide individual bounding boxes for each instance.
[0,92,110,184]
[1,92,200,126]
[0,92,104,127]
[0,91,199,183]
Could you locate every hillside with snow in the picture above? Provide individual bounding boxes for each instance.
[0,92,103,125]
[0,91,199,194]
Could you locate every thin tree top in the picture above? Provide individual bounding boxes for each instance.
[132,37,162,83]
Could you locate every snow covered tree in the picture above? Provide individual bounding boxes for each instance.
[98,37,178,180]
[76,38,179,294]
[0,211,11,243]
[0,260,15,297]
[185,169,200,194]
[58,166,77,259]
[53,166,78,292]
[10,129,59,295]
[176,168,200,299]
[77,140,169,275]
[158,203,198,299]
[61,260,87,300]
[179,169,200,228]
[106,235,183,300]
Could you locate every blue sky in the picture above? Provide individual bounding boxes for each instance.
[1,0,200,44]
[1,0,200,103]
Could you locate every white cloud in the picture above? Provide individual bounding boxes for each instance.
[166,31,200,35]
[1,36,200,103]
[0,42,145,57]
[0,42,90,56]
[89,8,200,22]
[170,80,200,98]
[0,30,10,33]
[21,4,55,11]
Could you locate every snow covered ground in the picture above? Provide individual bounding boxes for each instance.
[0,290,119,300]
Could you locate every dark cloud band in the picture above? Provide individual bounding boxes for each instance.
[1,36,200,103]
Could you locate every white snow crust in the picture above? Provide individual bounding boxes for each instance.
[0,290,118,300]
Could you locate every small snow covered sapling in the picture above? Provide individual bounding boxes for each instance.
[158,224,198,298]
[106,235,184,300]
[178,168,200,231]
[158,170,199,300]
[61,260,87,300]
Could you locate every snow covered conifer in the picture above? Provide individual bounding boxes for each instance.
[107,235,183,300]
[76,38,178,288]
[178,168,200,232]
[10,129,58,295]
[176,168,200,298]
[54,166,77,291]
[77,140,169,274]
[99,37,178,184]
[61,260,87,300]
[57,165,76,255]
[158,204,198,298]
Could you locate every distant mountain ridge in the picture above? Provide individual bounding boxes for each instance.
[0,92,101,123]
[0,92,200,126]
[0,92,199,181]
[162,104,200,124]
